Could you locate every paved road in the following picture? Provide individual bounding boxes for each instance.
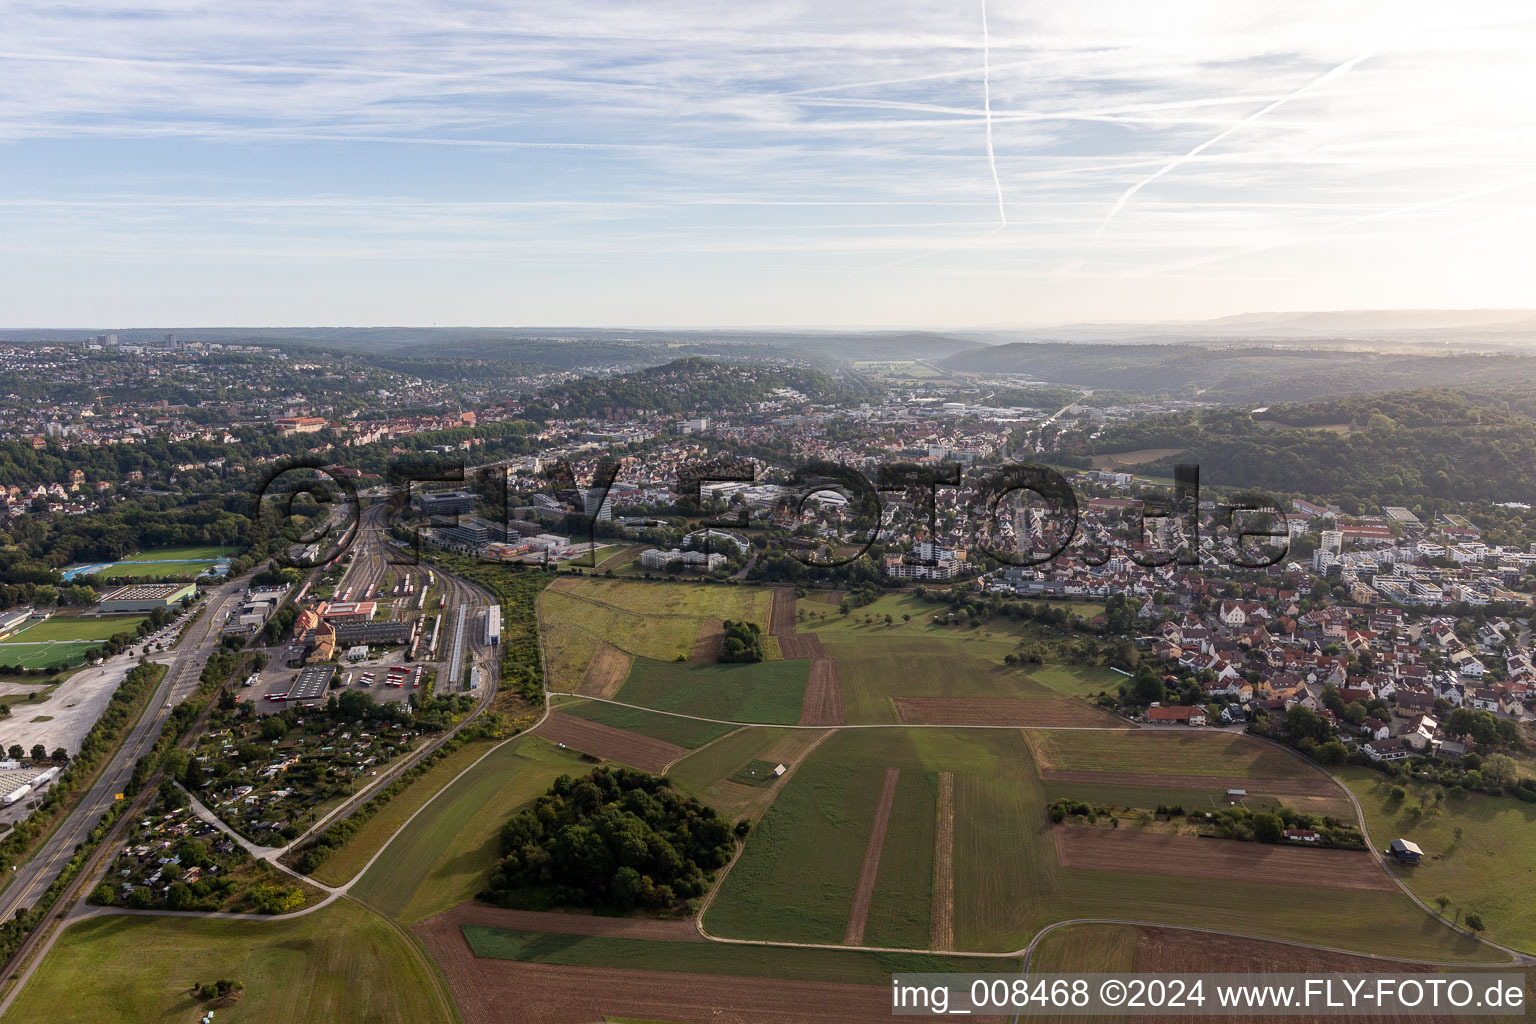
[0,575,250,926]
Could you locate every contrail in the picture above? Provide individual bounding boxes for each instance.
[980,0,1006,229]
[1094,49,1375,242]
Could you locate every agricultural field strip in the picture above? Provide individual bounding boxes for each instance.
[932,771,954,952]
[843,767,900,946]
[1021,917,1523,971]
[540,694,1141,732]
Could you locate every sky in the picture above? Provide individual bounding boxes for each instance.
[2,1,1535,328]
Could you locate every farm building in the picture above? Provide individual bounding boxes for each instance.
[1389,838,1424,865]
[97,582,196,613]
[1146,705,1207,726]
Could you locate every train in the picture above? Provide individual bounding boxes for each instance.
[484,606,501,647]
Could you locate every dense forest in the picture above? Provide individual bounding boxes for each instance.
[482,768,735,914]
[523,358,882,419]
[1076,389,1536,509]
[944,343,1536,403]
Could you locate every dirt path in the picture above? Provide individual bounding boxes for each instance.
[844,767,900,946]
[931,770,955,951]
[535,712,688,774]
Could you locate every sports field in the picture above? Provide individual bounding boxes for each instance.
[3,615,147,643]
[0,615,147,668]
[4,900,452,1024]
[351,734,589,923]
[1340,767,1536,953]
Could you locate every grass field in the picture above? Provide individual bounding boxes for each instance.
[1027,664,1126,699]
[463,926,1012,986]
[1026,730,1316,779]
[1340,767,1536,953]
[559,698,741,748]
[307,738,498,887]
[863,768,937,949]
[352,735,588,923]
[707,729,1014,947]
[665,725,809,820]
[614,656,810,725]
[96,562,208,579]
[0,644,90,669]
[538,579,773,689]
[818,634,1076,724]
[5,900,452,1024]
[797,593,1105,641]
[4,615,146,644]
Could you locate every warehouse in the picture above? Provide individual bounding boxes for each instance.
[331,621,411,646]
[288,665,336,705]
[97,582,197,613]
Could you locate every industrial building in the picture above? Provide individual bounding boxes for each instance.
[331,621,411,646]
[98,582,197,613]
[415,490,478,518]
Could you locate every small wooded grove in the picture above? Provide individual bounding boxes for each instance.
[718,619,764,663]
[481,768,735,914]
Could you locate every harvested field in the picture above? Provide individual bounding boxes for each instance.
[1052,827,1396,892]
[844,767,900,945]
[1040,768,1339,798]
[1132,925,1456,1024]
[438,959,903,1024]
[769,587,796,635]
[932,771,955,951]
[691,617,724,663]
[799,658,847,726]
[894,697,1120,728]
[536,712,689,774]
[1089,447,1185,470]
[576,642,633,698]
[767,593,847,725]
[811,589,845,605]
[777,631,823,659]
[1134,924,1438,973]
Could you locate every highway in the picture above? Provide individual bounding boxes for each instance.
[0,573,251,926]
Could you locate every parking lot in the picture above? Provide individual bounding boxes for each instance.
[247,646,420,715]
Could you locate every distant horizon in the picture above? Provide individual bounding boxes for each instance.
[5,306,1536,336]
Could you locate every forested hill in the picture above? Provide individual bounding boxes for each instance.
[524,358,881,419]
[943,343,1536,403]
[1073,389,1536,507]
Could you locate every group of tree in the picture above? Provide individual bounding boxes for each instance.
[482,768,735,914]
[718,619,764,663]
